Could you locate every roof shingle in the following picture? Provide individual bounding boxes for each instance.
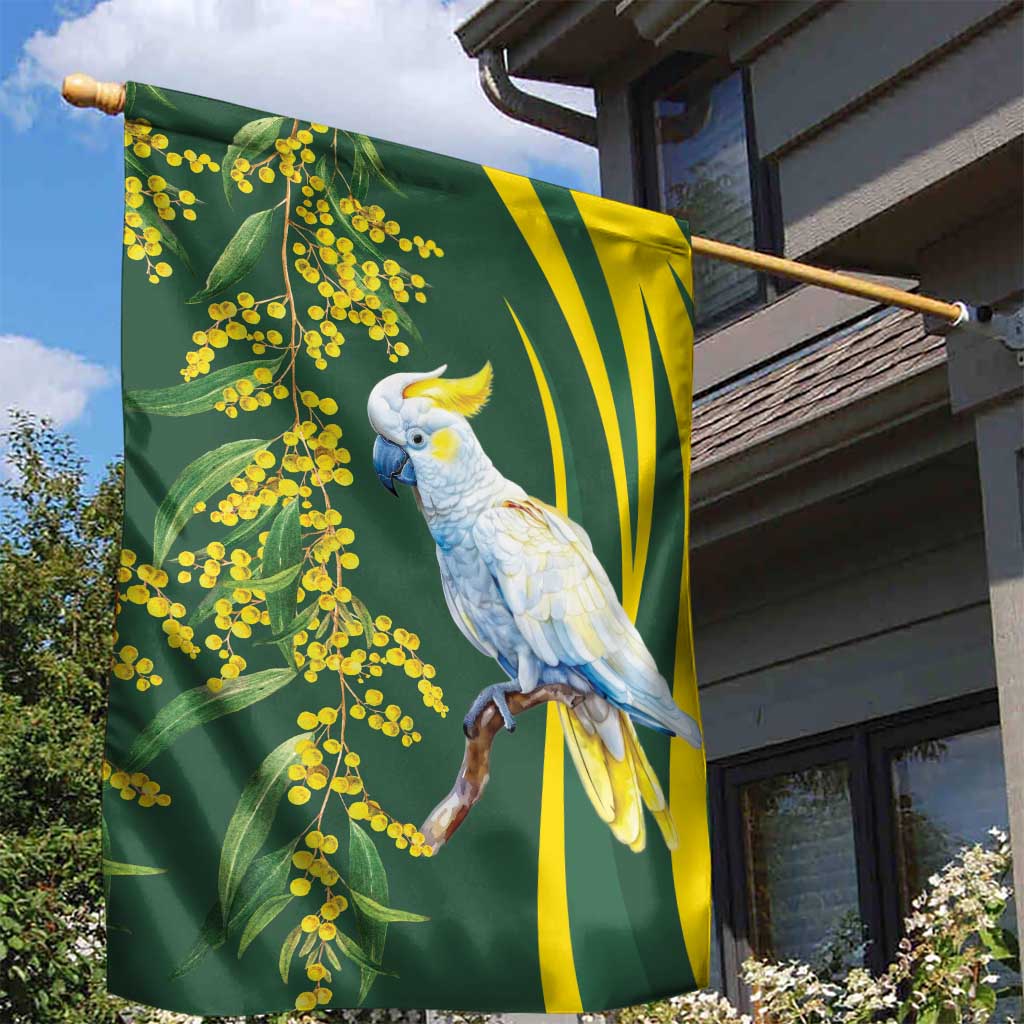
[691,308,946,472]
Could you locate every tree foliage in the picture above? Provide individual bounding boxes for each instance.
[0,411,123,1023]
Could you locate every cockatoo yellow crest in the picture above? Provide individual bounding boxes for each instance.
[402,362,492,418]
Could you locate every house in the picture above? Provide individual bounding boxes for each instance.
[456,0,1023,1008]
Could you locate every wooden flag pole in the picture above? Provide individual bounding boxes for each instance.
[689,235,965,323]
[57,72,970,327]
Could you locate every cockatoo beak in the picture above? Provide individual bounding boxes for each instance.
[372,435,417,495]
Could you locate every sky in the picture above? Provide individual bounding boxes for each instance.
[0,0,599,480]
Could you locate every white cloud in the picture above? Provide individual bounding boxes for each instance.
[0,335,114,432]
[0,0,599,189]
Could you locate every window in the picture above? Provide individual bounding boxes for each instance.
[709,695,1017,1012]
[883,723,1020,1019]
[741,761,863,975]
[890,725,1009,914]
[635,58,780,333]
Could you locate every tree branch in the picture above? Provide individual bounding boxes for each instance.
[419,683,582,851]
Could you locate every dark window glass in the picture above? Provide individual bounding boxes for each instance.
[653,72,760,328]
[740,762,864,979]
[891,725,1019,1017]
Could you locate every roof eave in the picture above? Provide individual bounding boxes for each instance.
[455,0,548,60]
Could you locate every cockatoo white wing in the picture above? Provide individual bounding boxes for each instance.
[437,547,497,660]
[472,498,701,747]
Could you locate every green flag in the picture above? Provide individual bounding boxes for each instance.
[105,81,709,1015]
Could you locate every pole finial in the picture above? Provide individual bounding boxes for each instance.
[61,73,125,115]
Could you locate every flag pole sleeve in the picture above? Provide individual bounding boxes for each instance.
[57,72,965,325]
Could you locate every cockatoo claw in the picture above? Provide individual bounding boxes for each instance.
[464,681,520,737]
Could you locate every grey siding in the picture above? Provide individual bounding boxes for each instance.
[699,605,995,760]
[694,447,995,759]
[743,0,1016,158]
[774,10,1023,259]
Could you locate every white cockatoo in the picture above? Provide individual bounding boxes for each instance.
[367,363,702,851]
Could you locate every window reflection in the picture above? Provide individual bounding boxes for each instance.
[892,726,1009,908]
[892,726,1018,1018]
[741,762,865,980]
[654,72,759,328]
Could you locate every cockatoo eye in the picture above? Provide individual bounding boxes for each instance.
[408,430,427,449]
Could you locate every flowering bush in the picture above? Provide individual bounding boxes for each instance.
[605,829,1018,1024]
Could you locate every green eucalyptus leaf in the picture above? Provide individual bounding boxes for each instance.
[349,134,369,200]
[324,941,342,972]
[219,501,281,552]
[349,595,375,643]
[334,931,396,978]
[348,890,428,924]
[124,669,296,772]
[238,894,293,958]
[349,819,388,1002]
[137,83,176,111]
[319,156,384,263]
[126,153,197,203]
[215,561,302,596]
[226,838,298,934]
[124,150,150,179]
[355,134,404,196]
[385,293,423,345]
[299,929,319,958]
[279,924,302,984]
[125,355,284,417]
[185,587,220,629]
[102,859,166,876]
[218,733,309,919]
[136,199,196,277]
[256,600,319,646]
[153,437,268,566]
[169,905,225,980]
[223,116,286,202]
[170,837,296,980]
[261,499,301,668]
[188,208,275,304]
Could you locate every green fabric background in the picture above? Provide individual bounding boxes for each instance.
[105,83,698,1015]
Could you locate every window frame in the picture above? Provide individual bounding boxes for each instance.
[708,691,1003,1009]
[632,55,785,338]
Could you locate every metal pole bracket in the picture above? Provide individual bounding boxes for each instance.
[941,304,1024,367]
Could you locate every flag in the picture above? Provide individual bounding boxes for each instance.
[106,82,709,1016]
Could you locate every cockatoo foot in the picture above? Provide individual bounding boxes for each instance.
[464,681,521,737]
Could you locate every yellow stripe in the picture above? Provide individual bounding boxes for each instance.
[488,171,631,1011]
[573,190,658,622]
[566,193,711,988]
[646,252,711,990]
[505,301,582,1013]
[537,701,578,1010]
[507,302,567,511]
[493,173,709,995]
[485,168,633,595]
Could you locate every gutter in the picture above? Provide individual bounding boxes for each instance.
[476,48,597,147]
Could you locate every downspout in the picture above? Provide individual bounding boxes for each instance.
[477,48,597,147]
